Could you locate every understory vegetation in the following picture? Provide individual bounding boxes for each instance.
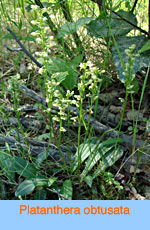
[0,0,150,200]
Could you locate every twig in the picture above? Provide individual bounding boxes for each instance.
[6,46,23,52]
[6,26,43,69]
[131,0,139,12]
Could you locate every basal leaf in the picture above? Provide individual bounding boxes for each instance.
[15,176,49,197]
[61,180,72,200]
[81,145,114,178]
[13,157,37,178]
[72,137,124,172]
[32,176,48,187]
[92,146,124,179]
[48,177,57,187]
[0,151,15,181]
[84,176,93,188]
[15,179,35,197]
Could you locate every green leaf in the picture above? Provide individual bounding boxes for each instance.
[37,57,78,89]
[13,157,37,178]
[0,151,15,181]
[34,133,50,142]
[138,40,150,53]
[35,149,57,165]
[87,10,137,39]
[15,179,35,197]
[23,36,36,43]
[112,35,150,81]
[48,177,57,187]
[70,55,84,69]
[57,17,94,38]
[47,58,78,90]
[72,137,124,172]
[54,72,69,83]
[15,175,49,197]
[61,180,73,200]
[32,176,48,187]
[92,146,124,179]
[35,151,47,165]
[42,2,53,8]
[84,176,93,188]
[81,145,114,178]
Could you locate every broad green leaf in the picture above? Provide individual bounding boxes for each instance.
[112,35,150,81]
[57,17,94,38]
[13,157,37,178]
[32,176,48,187]
[84,176,93,188]
[15,175,49,197]
[35,149,56,165]
[70,55,84,69]
[34,133,50,142]
[15,179,35,197]
[72,137,124,172]
[87,10,137,39]
[0,151,15,181]
[138,40,150,53]
[23,36,36,43]
[92,146,124,179]
[37,57,78,89]
[54,72,68,83]
[61,180,72,200]
[2,34,22,40]
[0,150,13,163]
[47,58,78,90]
[81,145,114,177]
[48,177,57,187]
[35,151,47,165]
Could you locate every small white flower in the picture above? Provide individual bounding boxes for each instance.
[31,20,39,25]
[47,108,52,112]
[27,63,33,70]
[44,27,49,33]
[91,74,97,80]
[52,116,59,122]
[74,95,81,101]
[42,8,47,14]
[39,68,44,75]
[31,5,39,11]
[60,127,66,132]
[87,61,94,68]
[36,38,42,44]
[43,16,47,22]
